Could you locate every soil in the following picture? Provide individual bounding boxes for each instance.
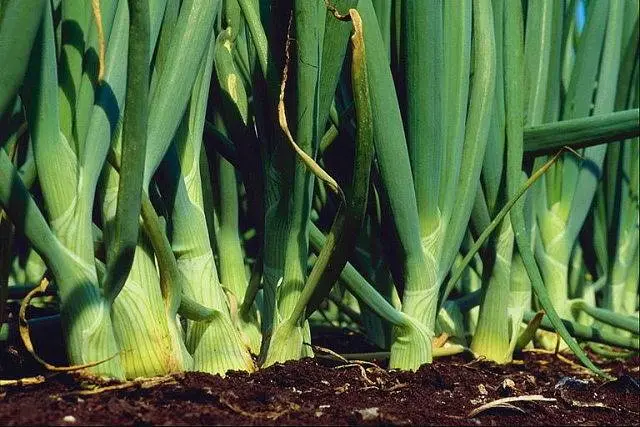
[0,327,638,426]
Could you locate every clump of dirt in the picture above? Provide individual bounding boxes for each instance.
[1,348,638,425]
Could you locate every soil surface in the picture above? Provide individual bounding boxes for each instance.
[1,327,638,426]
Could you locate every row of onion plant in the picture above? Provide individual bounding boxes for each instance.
[0,0,638,380]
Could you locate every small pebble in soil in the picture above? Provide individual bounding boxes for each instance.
[555,376,591,390]
[499,378,517,396]
[355,407,380,421]
[62,415,76,423]
[477,383,488,395]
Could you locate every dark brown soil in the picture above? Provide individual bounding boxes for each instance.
[1,342,638,426]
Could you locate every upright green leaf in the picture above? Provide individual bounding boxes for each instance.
[0,0,45,116]
[102,0,150,303]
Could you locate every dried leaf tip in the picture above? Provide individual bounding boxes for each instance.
[92,0,106,82]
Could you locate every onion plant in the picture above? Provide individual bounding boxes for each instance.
[0,0,638,382]
[524,0,639,349]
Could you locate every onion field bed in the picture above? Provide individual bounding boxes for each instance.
[0,328,638,426]
[1,0,639,425]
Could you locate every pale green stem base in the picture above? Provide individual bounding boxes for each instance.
[59,279,124,379]
[389,314,433,370]
[470,219,514,364]
[102,169,190,378]
[111,244,190,378]
[537,245,571,350]
[179,253,256,375]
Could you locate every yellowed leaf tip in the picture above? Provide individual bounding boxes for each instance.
[92,0,106,82]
